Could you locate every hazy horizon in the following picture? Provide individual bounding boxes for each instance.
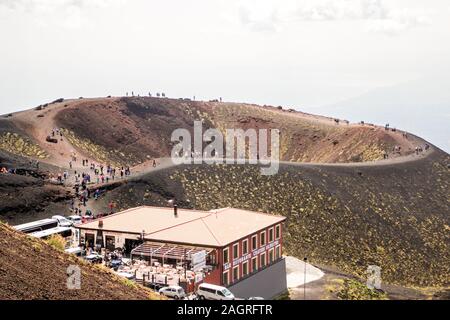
[1,0,449,151]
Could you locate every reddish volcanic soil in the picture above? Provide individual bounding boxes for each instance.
[4,96,426,170]
[0,222,161,300]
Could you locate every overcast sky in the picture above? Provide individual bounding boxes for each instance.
[1,1,449,124]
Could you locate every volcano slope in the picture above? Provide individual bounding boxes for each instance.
[1,96,448,294]
[0,148,72,224]
[10,96,418,166]
[0,96,421,223]
[0,118,74,225]
[92,148,450,290]
[0,222,161,300]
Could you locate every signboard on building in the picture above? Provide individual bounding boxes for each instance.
[224,240,280,270]
[195,273,203,283]
[191,250,206,271]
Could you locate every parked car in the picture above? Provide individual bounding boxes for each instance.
[51,215,73,227]
[247,296,264,300]
[146,283,164,291]
[84,253,103,264]
[108,259,122,270]
[64,246,85,256]
[159,286,186,300]
[67,215,82,225]
[196,283,235,300]
[115,271,135,280]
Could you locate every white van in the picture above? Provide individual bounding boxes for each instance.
[197,283,235,300]
[52,215,73,227]
[67,215,82,225]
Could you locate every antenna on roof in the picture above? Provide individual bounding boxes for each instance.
[167,199,177,218]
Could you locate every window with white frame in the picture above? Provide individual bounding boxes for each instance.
[260,231,266,247]
[251,256,258,272]
[232,265,239,282]
[233,243,239,259]
[275,224,281,239]
[269,227,274,242]
[251,235,257,250]
[269,248,274,263]
[222,270,230,285]
[275,245,281,259]
[223,248,229,264]
[260,252,266,268]
[242,239,248,255]
[242,261,249,276]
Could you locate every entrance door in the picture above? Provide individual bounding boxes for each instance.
[96,230,104,248]
[105,236,115,251]
[85,233,95,248]
[124,239,141,254]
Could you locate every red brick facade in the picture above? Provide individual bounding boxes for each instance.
[203,222,283,287]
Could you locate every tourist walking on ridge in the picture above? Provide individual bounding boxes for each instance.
[108,202,114,214]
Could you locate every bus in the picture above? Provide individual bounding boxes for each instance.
[30,226,73,240]
[13,218,58,234]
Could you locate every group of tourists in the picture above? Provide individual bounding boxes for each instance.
[47,172,66,184]
[70,183,115,219]
[415,144,430,155]
[393,145,402,154]
[46,127,63,143]
[382,145,402,159]
[333,118,350,125]
[51,127,63,139]
[64,156,133,217]
[68,158,132,186]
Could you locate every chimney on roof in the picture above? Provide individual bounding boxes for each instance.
[173,204,178,218]
[98,220,103,228]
